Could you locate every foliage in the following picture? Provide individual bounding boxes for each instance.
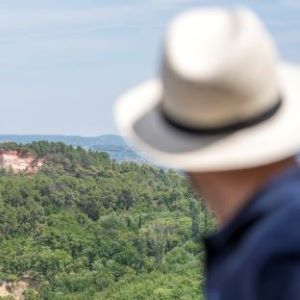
[0,142,214,299]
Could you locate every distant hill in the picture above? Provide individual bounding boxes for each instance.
[0,135,144,162]
[0,134,123,147]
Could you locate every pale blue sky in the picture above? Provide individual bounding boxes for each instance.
[0,0,299,136]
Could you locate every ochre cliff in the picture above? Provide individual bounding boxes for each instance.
[0,150,43,174]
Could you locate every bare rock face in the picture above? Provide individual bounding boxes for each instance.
[0,150,43,174]
[0,277,38,300]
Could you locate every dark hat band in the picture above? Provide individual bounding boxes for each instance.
[161,97,282,135]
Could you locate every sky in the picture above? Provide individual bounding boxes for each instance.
[0,0,299,136]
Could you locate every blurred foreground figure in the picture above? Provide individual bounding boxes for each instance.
[115,7,300,300]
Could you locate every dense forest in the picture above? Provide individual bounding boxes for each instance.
[0,142,214,299]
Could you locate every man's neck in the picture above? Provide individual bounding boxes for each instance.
[188,158,297,227]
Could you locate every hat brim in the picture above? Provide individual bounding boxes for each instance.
[115,63,300,171]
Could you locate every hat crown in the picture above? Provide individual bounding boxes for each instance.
[161,8,281,128]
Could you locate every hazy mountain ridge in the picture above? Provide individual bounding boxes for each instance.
[0,135,144,162]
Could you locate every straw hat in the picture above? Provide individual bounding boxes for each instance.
[115,7,300,171]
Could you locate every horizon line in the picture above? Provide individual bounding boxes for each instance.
[0,133,119,138]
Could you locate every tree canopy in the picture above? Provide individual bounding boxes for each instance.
[0,142,215,300]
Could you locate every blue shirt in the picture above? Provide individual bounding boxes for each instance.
[204,165,300,300]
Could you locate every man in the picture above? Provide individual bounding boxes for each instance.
[115,7,300,300]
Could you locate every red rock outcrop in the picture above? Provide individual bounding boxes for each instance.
[0,150,43,174]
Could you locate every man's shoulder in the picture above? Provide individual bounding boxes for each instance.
[228,193,300,291]
[246,192,300,257]
[261,187,300,235]
[254,198,300,300]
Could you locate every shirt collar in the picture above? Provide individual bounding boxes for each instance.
[204,164,300,255]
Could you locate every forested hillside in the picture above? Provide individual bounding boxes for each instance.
[0,142,214,300]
